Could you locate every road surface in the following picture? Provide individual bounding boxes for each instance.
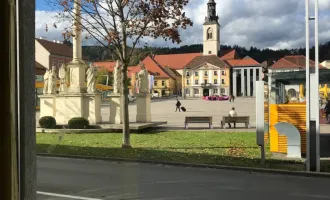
[37,157,330,200]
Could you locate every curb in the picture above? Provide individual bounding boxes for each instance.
[37,153,330,179]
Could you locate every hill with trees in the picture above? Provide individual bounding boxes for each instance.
[80,41,330,65]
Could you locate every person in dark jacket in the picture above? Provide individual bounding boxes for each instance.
[175,99,181,112]
[324,100,330,123]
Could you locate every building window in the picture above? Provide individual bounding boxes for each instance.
[186,71,190,76]
[214,79,218,84]
[162,80,165,86]
[194,88,199,95]
[213,89,218,94]
[221,70,225,75]
[195,80,199,85]
[214,71,218,75]
[208,51,212,55]
[221,88,226,94]
[52,59,56,67]
[154,81,157,86]
[186,79,190,85]
[204,71,208,76]
[207,28,213,39]
[195,71,198,76]
[204,79,207,84]
[221,79,225,84]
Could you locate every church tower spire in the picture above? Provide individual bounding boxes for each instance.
[203,0,220,56]
[205,0,219,24]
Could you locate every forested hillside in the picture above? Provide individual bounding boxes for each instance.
[79,40,330,65]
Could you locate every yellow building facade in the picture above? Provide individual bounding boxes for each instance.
[182,58,231,97]
[152,78,176,97]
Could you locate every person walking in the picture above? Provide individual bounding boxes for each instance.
[230,95,235,103]
[175,99,181,112]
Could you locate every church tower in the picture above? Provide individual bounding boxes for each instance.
[203,0,220,56]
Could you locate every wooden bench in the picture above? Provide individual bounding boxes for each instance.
[185,116,213,129]
[221,116,250,129]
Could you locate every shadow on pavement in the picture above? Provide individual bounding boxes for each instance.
[37,143,308,172]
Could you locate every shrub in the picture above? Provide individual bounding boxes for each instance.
[39,116,56,129]
[68,117,89,129]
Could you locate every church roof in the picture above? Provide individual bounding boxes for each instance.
[225,57,260,67]
[185,55,228,69]
[153,53,201,70]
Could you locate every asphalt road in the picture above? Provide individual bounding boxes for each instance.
[37,157,330,200]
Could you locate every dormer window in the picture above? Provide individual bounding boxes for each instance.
[207,28,212,40]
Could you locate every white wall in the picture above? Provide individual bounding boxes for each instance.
[203,24,220,56]
[35,40,50,69]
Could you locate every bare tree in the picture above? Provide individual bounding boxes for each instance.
[47,0,193,147]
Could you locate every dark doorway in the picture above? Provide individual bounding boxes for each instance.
[203,89,209,96]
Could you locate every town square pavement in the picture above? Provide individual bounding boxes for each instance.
[36,97,257,129]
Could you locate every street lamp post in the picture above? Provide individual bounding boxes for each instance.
[306,0,320,172]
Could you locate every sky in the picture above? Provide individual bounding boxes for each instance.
[35,0,330,50]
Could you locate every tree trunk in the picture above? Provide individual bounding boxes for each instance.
[121,37,131,148]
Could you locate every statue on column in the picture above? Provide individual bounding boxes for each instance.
[43,69,50,94]
[113,60,122,94]
[86,63,98,93]
[137,61,149,94]
[47,66,57,94]
[59,64,68,93]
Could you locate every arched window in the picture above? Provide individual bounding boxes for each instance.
[207,28,213,39]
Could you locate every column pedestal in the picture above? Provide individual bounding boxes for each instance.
[39,94,56,118]
[85,93,102,124]
[109,94,123,124]
[39,93,102,125]
[136,93,151,123]
[67,62,87,94]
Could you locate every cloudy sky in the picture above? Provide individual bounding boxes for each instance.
[36,0,330,50]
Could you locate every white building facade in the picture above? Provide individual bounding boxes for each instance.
[232,66,263,97]
[184,63,229,97]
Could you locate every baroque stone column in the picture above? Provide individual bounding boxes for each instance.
[253,68,257,96]
[247,68,251,96]
[233,69,237,96]
[67,0,87,94]
[241,68,245,96]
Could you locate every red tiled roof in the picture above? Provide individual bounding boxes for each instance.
[225,57,260,67]
[141,56,174,78]
[220,49,239,60]
[153,53,201,70]
[93,61,156,78]
[270,55,323,69]
[36,38,73,58]
[93,61,117,72]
